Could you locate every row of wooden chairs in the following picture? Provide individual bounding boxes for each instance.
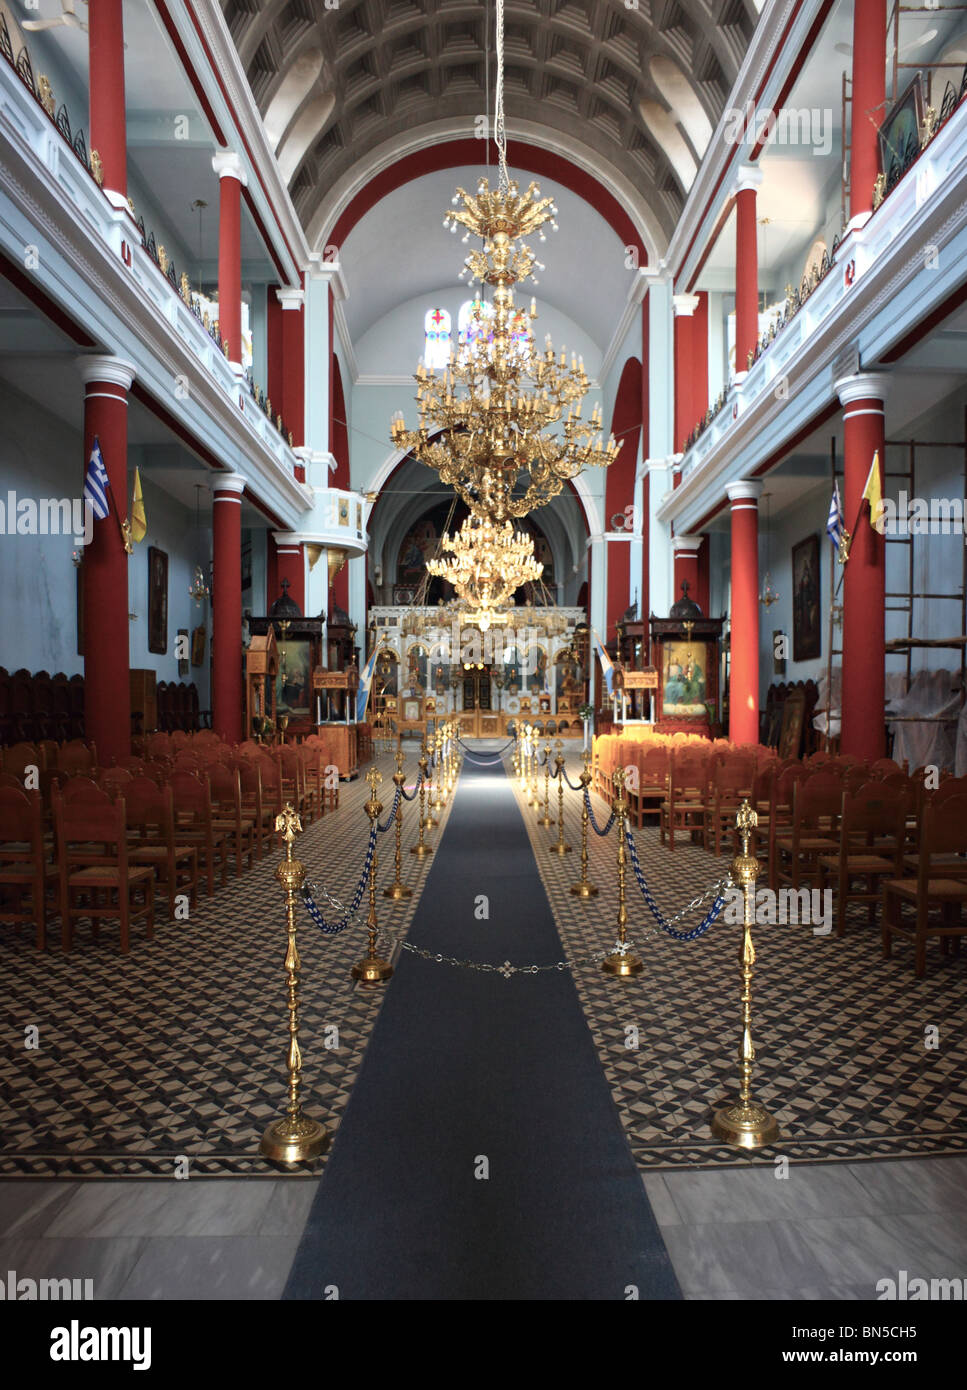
[0,667,84,745]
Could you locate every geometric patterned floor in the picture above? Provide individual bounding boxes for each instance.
[0,748,451,1178]
[517,753,967,1170]
[2,744,965,1178]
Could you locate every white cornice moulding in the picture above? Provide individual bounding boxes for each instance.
[672,293,701,317]
[76,354,137,390]
[294,448,337,473]
[672,534,704,552]
[306,252,348,302]
[212,472,247,497]
[834,371,891,407]
[276,287,305,310]
[211,150,247,187]
[733,164,764,198]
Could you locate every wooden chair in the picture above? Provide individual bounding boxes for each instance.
[54,789,155,953]
[708,755,756,857]
[628,746,669,828]
[276,747,310,824]
[58,739,97,776]
[297,745,330,826]
[99,766,133,799]
[206,764,254,877]
[773,771,843,895]
[765,762,810,888]
[168,771,230,897]
[0,785,55,950]
[659,750,710,851]
[124,778,199,922]
[883,794,967,976]
[817,782,909,937]
[234,758,273,858]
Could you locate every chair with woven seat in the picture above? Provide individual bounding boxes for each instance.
[883,794,967,975]
[817,782,909,937]
[0,785,56,950]
[773,771,843,896]
[206,763,254,876]
[54,788,154,953]
[629,745,669,828]
[708,755,757,857]
[168,771,230,897]
[124,777,199,921]
[659,749,711,851]
[58,739,97,776]
[276,747,311,824]
[765,762,810,889]
[234,757,273,857]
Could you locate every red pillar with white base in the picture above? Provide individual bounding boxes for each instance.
[78,355,136,765]
[88,0,127,208]
[212,151,247,372]
[850,0,888,220]
[211,474,245,744]
[836,373,888,760]
[727,480,762,746]
[734,166,762,377]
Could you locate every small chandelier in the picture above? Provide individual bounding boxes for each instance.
[759,492,780,608]
[189,565,210,606]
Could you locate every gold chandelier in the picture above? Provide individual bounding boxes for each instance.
[426,513,543,625]
[389,3,619,523]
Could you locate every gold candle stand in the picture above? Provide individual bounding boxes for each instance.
[549,743,572,856]
[570,754,598,897]
[537,742,554,827]
[260,805,329,1163]
[352,768,394,983]
[711,801,779,1148]
[410,747,433,858]
[601,768,643,977]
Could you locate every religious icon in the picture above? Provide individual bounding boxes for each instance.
[662,641,706,716]
[147,546,168,655]
[792,535,821,662]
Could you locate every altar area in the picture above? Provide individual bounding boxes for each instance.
[367,605,588,738]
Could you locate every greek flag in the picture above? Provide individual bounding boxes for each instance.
[592,628,614,697]
[356,645,381,723]
[826,481,844,550]
[83,438,110,522]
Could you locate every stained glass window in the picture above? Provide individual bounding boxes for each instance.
[424,307,451,369]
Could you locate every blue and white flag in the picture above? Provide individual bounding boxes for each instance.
[356,645,381,723]
[826,480,844,550]
[83,437,110,522]
[592,628,614,697]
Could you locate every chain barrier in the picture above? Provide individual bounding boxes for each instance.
[399,772,423,802]
[624,829,730,941]
[584,787,616,837]
[561,767,585,791]
[301,825,376,935]
[377,786,401,833]
[457,735,516,759]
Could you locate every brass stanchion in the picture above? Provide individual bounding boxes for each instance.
[601,768,643,977]
[431,731,446,811]
[410,747,433,857]
[260,805,329,1163]
[424,738,439,827]
[570,753,598,897]
[711,801,779,1148]
[549,742,572,856]
[352,768,394,983]
[537,741,554,827]
[383,750,412,900]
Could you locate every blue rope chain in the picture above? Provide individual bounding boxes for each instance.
[301,823,377,934]
[377,786,401,833]
[624,828,728,940]
[584,787,616,837]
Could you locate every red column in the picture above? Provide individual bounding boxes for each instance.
[672,535,703,610]
[734,166,762,376]
[727,481,762,746]
[851,0,887,220]
[277,285,305,448]
[212,152,247,370]
[836,374,888,759]
[77,355,135,765]
[266,287,284,415]
[691,291,709,425]
[272,535,305,613]
[673,293,699,455]
[211,474,245,744]
[88,0,127,205]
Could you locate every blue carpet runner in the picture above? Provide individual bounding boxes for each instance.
[283,755,681,1300]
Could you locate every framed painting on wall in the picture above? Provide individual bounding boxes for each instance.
[191,625,206,668]
[147,546,168,655]
[177,628,189,678]
[792,535,821,662]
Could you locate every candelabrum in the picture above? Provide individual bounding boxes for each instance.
[550,744,572,856]
[352,768,394,983]
[259,806,329,1162]
[711,801,779,1148]
[410,746,433,858]
[570,753,598,897]
[537,742,555,827]
[601,768,643,977]
[383,751,413,901]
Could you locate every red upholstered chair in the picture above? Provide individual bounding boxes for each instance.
[54,788,155,953]
[0,785,56,950]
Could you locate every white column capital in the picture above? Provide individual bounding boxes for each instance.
[726,479,764,505]
[672,533,704,554]
[211,150,248,186]
[672,293,701,318]
[733,163,764,197]
[271,531,303,551]
[276,287,305,311]
[76,354,137,390]
[306,252,348,300]
[834,371,890,408]
[211,472,246,498]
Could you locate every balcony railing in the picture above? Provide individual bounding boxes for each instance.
[0,12,100,190]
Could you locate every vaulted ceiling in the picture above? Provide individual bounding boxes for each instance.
[222,0,760,245]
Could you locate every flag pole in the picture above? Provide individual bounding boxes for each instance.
[104,474,133,555]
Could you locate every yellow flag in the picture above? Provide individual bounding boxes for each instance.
[862,450,883,532]
[131,467,147,543]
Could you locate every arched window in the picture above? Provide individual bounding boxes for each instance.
[424,307,451,369]
[457,298,494,355]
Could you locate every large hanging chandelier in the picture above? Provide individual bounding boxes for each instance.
[389,0,619,523]
[426,513,543,627]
